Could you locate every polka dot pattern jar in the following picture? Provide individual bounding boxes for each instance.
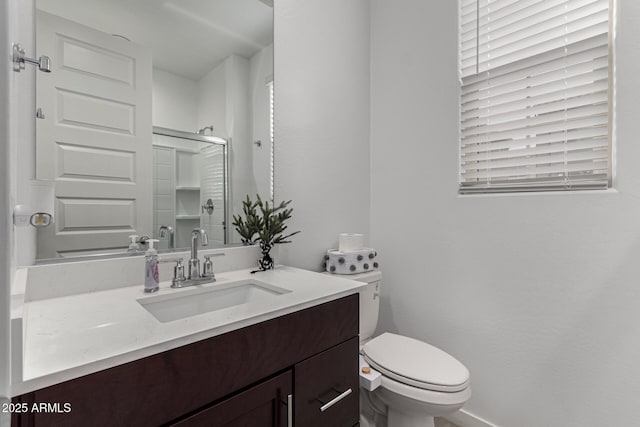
[324,248,379,275]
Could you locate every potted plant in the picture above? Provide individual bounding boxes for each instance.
[232,194,300,271]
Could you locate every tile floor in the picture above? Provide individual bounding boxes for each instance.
[434,418,461,427]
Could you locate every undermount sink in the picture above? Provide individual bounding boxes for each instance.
[138,279,291,323]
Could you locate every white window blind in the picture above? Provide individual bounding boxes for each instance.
[268,80,275,201]
[459,0,611,193]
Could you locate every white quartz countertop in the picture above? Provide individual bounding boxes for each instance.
[12,266,364,396]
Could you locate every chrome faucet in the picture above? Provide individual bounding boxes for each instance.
[188,228,209,281]
[157,228,224,288]
[159,225,174,249]
[159,254,224,289]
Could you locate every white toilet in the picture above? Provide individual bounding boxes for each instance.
[352,271,471,427]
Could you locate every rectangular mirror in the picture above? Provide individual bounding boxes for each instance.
[34,0,274,261]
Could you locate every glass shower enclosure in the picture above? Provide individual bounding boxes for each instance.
[151,127,229,250]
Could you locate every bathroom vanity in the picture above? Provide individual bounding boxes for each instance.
[10,255,363,427]
[12,295,358,426]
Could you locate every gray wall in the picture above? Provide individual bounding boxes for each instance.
[1,0,13,424]
[274,0,371,270]
[370,0,640,426]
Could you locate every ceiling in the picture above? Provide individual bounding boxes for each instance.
[36,0,274,80]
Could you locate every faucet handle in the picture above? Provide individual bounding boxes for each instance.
[173,259,186,284]
[158,257,187,287]
[159,257,186,286]
[202,256,215,280]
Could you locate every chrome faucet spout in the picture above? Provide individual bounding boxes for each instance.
[191,228,208,260]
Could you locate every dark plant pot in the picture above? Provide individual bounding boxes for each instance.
[258,242,274,271]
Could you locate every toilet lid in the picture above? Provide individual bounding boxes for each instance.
[362,333,470,392]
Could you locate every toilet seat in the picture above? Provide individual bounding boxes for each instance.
[362,333,470,393]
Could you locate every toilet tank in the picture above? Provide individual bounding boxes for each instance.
[349,271,382,342]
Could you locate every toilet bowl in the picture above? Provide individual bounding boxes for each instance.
[345,271,471,427]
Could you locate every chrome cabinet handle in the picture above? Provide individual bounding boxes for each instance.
[287,394,293,427]
[319,388,352,412]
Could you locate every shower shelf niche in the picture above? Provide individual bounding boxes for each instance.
[176,215,200,220]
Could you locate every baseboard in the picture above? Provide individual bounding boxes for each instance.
[446,409,499,427]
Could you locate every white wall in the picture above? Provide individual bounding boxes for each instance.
[371,1,640,426]
[1,0,31,419]
[13,0,35,267]
[274,0,371,271]
[250,44,273,200]
[198,61,227,138]
[0,0,12,422]
[198,55,256,243]
[226,55,256,237]
[152,69,198,132]
[3,0,37,418]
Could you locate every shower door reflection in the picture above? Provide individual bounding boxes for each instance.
[152,128,228,251]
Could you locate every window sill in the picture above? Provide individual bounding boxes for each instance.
[456,188,619,199]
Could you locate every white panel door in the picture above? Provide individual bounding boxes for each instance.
[35,11,152,258]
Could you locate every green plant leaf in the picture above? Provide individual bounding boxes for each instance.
[233,194,301,247]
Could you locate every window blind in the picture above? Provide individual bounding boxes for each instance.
[268,81,275,200]
[459,0,611,193]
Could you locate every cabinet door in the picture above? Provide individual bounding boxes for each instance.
[294,337,359,427]
[171,370,292,427]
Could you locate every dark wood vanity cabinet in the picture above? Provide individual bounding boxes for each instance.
[295,337,359,427]
[11,294,360,427]
[171,371,292,427]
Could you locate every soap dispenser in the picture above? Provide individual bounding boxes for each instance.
[128,235,140,252]
[144,239,160,293]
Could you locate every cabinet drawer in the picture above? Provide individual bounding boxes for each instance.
[294,337,359,427]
